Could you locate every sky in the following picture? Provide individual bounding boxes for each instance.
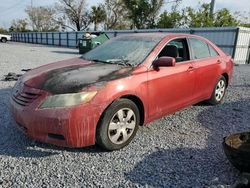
[0,0,249,29]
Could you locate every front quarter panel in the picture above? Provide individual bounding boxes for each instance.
[91,65,149,123]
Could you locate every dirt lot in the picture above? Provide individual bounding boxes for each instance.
[0,42,249,187]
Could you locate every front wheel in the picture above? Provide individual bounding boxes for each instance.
[1,38,7,43]
[96,99,140,151]
[207,76,227,105]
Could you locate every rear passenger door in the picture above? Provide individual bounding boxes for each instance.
[188,37,221,100]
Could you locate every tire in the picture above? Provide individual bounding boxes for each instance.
[207,76,227,105]
[1,38,7,43]
[96,98,140,151]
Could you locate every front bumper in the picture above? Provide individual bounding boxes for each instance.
[10,83,103,148]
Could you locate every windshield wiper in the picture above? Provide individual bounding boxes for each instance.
[87,58,133,67]
[88,59,113,64]
[106,59,133,67]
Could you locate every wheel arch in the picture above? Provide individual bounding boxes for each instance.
[95,94,144,150]
[119,95,145,126]
[1,37,7,42]
[222,73,229,87]
[97,94,145,129]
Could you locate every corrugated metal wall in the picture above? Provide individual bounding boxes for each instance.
[234,27,250,64]
[11,27,250,64]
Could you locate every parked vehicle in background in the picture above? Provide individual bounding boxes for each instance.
[0,34,11,43]
[10,33,234,151]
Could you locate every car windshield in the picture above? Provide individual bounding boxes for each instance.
[82,35,164,67]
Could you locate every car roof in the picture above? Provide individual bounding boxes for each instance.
[116,32,196,38]
[114,33,204,42]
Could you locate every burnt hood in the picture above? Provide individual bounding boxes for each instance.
[22,58,133,94]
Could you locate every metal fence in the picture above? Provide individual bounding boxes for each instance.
[234,27,250,64]
[11,27,250,64]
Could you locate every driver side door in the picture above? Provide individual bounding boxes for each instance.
[147,38,196,120]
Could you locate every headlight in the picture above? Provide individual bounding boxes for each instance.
[40,91,97,109]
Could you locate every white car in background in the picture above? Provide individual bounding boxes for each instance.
[0,34,11,43]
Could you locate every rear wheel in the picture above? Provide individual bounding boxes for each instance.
[96,98,140,151]
[1,38,7,43]
[207,76,227,105]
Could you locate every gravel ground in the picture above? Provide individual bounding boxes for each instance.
[0,42,250,188]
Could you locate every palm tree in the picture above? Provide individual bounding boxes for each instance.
[90,5,107,31]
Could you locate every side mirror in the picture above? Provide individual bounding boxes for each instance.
[153,57,176,68]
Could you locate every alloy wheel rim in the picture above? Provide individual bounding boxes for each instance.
[215,80,226,101]
[108,108,136,145]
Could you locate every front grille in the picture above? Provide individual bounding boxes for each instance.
[12,84,40,106]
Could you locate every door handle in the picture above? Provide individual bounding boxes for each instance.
[187,66,194,71]
[217,60,222,64]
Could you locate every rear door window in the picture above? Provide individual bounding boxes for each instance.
[189,38,211,59]
[208,45,219,57]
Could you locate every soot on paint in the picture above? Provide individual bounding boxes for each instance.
[40,62,133,94]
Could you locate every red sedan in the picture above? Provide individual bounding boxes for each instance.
[10,33,233,150]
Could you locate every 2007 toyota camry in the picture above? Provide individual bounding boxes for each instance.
[10,33,233,150]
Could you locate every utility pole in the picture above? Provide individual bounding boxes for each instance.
[210,0,215,17]
[31,0,34,30]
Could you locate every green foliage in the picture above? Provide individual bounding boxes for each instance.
[9,19,29,32]
[157,11,183,28]
[147,0,165,28]
[7,0,247,32]
[90,4,106,31]
[183,3,239,28]
[241,23,250,28]
[236,11,250,28]
[183,3,213,27]
[123,0,164,29]
[213,8,239,27]
[0,27,8,34]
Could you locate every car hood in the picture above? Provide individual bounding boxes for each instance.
[1,34,11,37]
[22,57,133,94]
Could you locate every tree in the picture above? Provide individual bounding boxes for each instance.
[56,0,90,31]
[157,11,182,28]
[103,0,129,30]
[90,4,106,31]
[0,27,9,34]
[9,19,29,32]
[183,3,239,27]
[237,11,250,28]
[123,0,164,29]
[25,6,61,31]
[183,3,213,27]
[157,0,183,28]
[241,23,250,28]
[213,8,239,27]
[147,0,165,28]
